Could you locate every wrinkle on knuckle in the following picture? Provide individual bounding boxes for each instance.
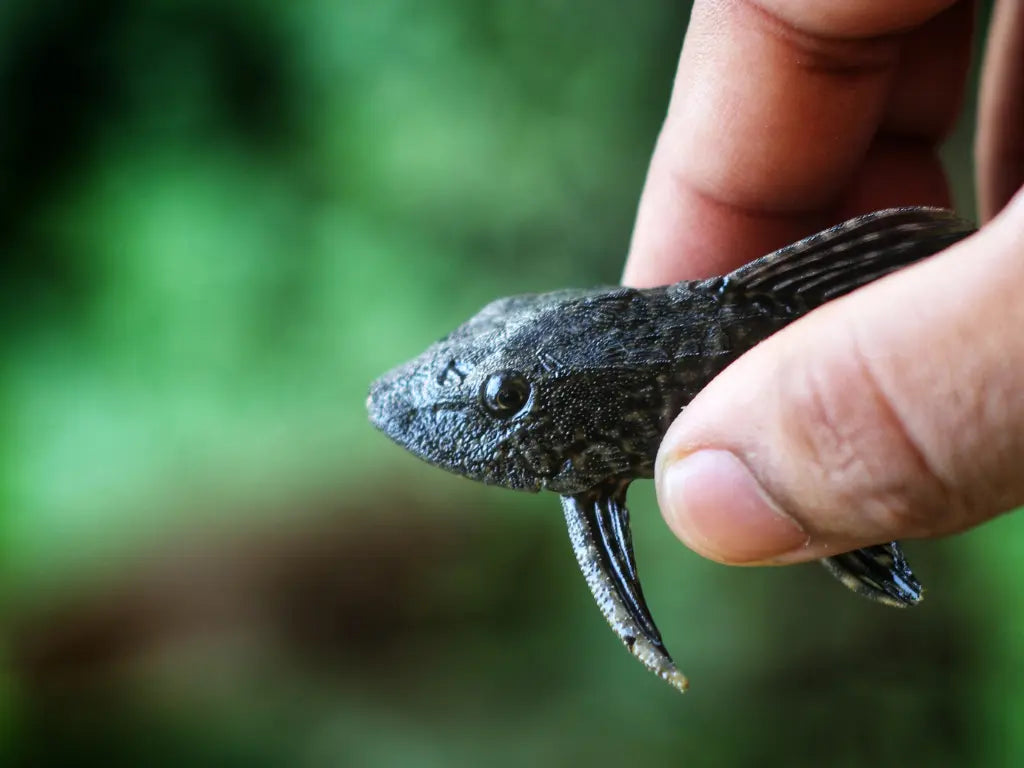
[782,351,870,496]
[845,333,968,534]
[733,0,955,40]
[776,334,954,538]
[671,1,908,214]
[659,155,825,223]
[735,0,901,76]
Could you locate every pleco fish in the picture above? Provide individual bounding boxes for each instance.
[367,207,976,693]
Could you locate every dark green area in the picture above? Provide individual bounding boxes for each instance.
[2,1,1022,765]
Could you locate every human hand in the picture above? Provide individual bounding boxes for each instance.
[623,0,1024,565]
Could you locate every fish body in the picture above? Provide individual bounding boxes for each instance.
[368,207,976,692]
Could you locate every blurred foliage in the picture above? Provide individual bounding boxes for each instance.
[1,0,683,583]
[1,0,1022,766]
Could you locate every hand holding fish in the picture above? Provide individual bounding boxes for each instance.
[369,0,1024,692]
[627,0,1024,568]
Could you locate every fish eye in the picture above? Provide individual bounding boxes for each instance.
[481,371,531,418]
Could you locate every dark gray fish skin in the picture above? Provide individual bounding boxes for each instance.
[367,207,976,693]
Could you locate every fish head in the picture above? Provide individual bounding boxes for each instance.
[367,289,664,494]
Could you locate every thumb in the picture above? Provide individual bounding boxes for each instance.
[655,193,1024,565]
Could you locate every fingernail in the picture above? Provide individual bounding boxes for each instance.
[660,450,809,563]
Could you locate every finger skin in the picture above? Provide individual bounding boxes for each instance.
[623,0,972,287]
[655,191,1024,564]
[977,0,1024,220]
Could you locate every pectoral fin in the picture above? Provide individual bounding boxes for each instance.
[820,542,924,607]
[561,484,688,693]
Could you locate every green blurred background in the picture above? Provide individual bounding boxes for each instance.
[2,1,1021,765]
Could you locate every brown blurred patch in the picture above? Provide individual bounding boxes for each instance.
[7,487,564,693]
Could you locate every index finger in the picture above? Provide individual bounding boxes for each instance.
[623,0,973,287]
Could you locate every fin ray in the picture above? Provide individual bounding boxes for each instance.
[820,542,924,608]
[561,487,689,692]
[723,207,975,310]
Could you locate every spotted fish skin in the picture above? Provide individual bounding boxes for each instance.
[367,207,975,692]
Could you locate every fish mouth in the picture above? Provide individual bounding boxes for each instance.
[366,376,388,431]
[366,375,400,434]
[561,484,688,693]
[367,374,427,447]
[366,375,439,468]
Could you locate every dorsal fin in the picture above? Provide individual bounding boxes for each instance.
[720,207,975,311]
